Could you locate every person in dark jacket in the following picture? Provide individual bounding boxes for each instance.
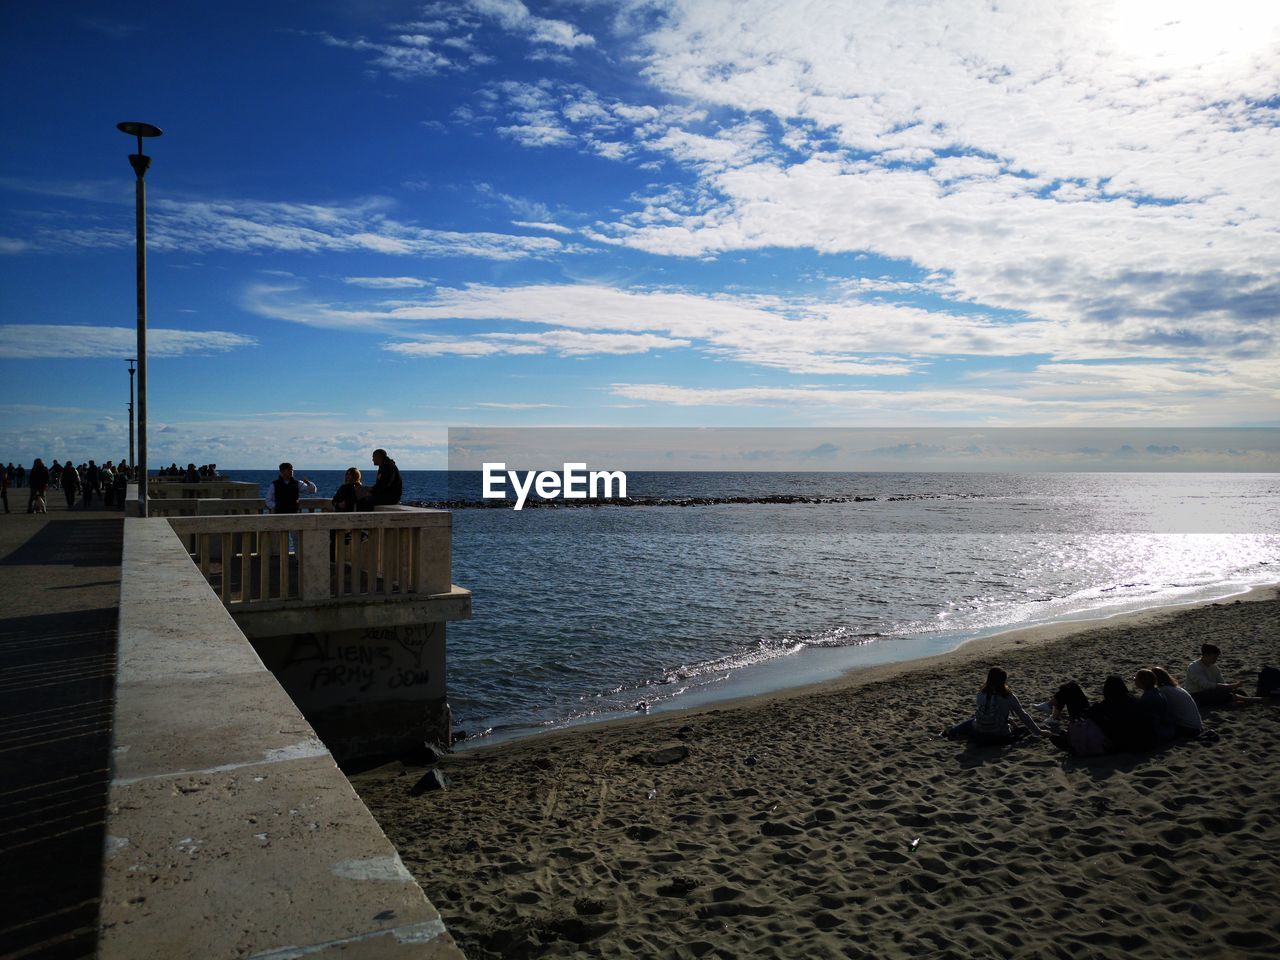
[1087,675,1157,753]
[26,458,50,512]
[61,460,80,509]
[265,462,317,514]
[331,467,366,512]
[358,448,402,510]
[82,460,100,509]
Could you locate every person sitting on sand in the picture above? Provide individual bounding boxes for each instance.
[1086,676,1157,753]
[1133,669,1176,742]
[1184,644,1258,708]
[1151,667,1203,738]
[945,667,1046,745]
[1043,681,1105,755]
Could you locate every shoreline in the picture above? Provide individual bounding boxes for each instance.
[354,586,1280,959]
[456,579,1279,753]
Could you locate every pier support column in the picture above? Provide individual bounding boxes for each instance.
[251,622,449,764]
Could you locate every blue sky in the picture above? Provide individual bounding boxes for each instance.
[2,0,1278,468]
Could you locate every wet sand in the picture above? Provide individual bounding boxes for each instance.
[353,588,1280,959]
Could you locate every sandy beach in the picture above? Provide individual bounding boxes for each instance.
[353,589,1280,959]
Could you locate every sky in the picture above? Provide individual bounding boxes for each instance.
[1,0,1278,468]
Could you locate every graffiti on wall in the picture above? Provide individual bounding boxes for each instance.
[262,623,443,704]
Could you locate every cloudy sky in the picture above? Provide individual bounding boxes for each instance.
[2,0,1277,467]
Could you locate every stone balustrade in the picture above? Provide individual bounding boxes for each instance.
[165,506,470,759]
[146,479,261,500]
[167,506,452,609]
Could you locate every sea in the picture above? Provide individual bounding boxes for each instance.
[233,470,1279,745]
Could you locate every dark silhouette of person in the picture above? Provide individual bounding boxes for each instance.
[61,460,80,510]
[266,462,316,514]
[357,448,402,510]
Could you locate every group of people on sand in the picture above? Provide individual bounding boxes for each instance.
[946,643,1274,757]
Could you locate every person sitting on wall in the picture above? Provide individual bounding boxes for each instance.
[357,448,402,511]
[265,462,317,514]
[332,467,367,512]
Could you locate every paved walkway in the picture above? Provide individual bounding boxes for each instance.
[0,490,124,960]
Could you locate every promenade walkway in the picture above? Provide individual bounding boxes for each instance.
[0,490,124,960]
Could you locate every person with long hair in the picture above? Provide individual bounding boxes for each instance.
[1151,667,1204,737]
[331,467,366,512]
[1134,669,1176,741]
[945,667,1046,745]
[1086,675,1157,753]
[25,458,49,513]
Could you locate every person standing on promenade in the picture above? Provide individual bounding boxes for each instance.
[25,459,49,513]
[113,467,127,508]
[1184,643,1258,708]
[102,462,116,508]
[61,460,80,510]
[265,462,317,514]
[1,465,8,513]
[82,460,100,509]
[357,448,402,510]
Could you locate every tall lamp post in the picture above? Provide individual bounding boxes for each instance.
[117,121,162,517]
[126,357,136,469]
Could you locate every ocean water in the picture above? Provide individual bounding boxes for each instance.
[232,471,1279,744]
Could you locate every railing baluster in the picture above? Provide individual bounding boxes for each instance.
[279,532,289,599]
[258,530,271,601]
[168,510,450,609]
[220,533,232,603]
[239,534,251,604]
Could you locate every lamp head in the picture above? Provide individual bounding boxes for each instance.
[117,122,163,176]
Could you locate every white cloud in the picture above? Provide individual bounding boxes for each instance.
[474,401,565,408]
[511,220,574,234]
[469,0,595,49]
[0,325,256,359]
[20,191,566,261]
[343,276,433,289]
[453,0,1280,394]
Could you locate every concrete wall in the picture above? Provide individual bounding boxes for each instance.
[103,518,466,959]
[252,623,451,761]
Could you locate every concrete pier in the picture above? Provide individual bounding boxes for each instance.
[0,499,122,960]
[0,490,468,959]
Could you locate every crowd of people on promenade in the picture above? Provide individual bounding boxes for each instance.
[153,463,222,482]
[945,644,1279,757]
[5,448,405,517]
[4,458,135,513]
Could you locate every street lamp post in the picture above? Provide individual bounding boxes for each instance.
[126,358,136,470]
[117,121,162,517]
